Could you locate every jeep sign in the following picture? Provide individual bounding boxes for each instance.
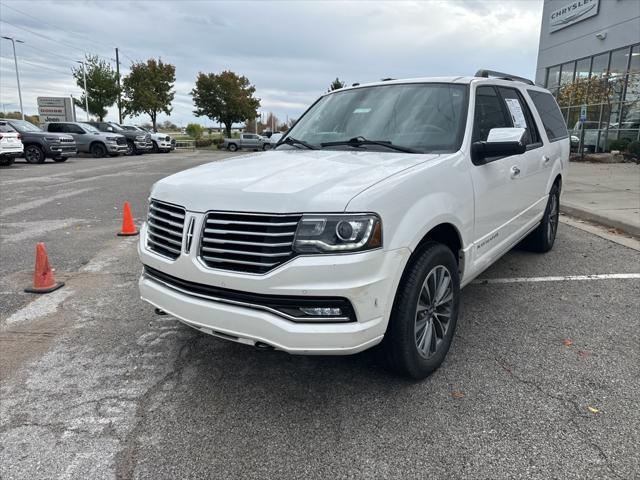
[549,0,599,33]
[37,97,76,123]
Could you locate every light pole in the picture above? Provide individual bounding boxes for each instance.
[76,60,89,121]
[1,36,25,120]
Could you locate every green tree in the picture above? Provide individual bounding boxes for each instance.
[328,77,346,92]
[191,70,260,138]
[122,58,175,130]
[72,55,119,121]
[185,123,203,139]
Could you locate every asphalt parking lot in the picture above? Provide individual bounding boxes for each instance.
[1,151,639,480]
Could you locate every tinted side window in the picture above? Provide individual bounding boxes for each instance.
[527,90,568,142]
[472,86,510,143]
[66,124,84,134]
[48,124,62,132]
[497,87,541,146]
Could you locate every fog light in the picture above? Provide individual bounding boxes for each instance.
[299,307,343,316]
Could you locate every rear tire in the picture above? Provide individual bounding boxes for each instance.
[24,145,45,164]
[522,183,560,253]
[91,143,107,158]
[384,242,460,379]
[126,141,135,156]
[228,143,238,152]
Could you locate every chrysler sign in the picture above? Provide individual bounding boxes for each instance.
[549,0,599,33]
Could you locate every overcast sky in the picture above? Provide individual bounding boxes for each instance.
[0,0,543,127]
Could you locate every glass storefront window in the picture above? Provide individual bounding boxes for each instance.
[626,73,640,102]
[591,52,609,78]
[575,58,591,81]
[547,65,560,93]
[629,44,640,73]
[560,61,575,85]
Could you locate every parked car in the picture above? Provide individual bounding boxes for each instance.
[0,118,77,164]
[222,133,269,151]
[86,121,152,155]
[0,120,23,167]
[45,122,127,158]
[123,125,173,153]
[138,71,568,379]
[268,132,284,148]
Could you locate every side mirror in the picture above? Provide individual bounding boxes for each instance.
[107,126,114,132]
[472,127,526,165]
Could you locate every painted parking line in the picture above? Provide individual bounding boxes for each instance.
[472,273,640,285]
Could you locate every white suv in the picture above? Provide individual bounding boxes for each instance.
[138,70,569,379]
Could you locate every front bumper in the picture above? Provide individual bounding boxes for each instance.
[45,144,77,157]
[135,140,153,150]
[156,141,172,150]
[138,220,410,355]
[108,143,128,153]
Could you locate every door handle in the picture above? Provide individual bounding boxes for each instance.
[510,166,521,178]
[542,155,551,165]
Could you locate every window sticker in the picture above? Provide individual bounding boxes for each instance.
[353,108,371,114]
[504,98,527,129]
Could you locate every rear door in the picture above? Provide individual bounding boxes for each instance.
[63,124,88,151]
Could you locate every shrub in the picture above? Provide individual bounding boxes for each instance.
[627,141,640,157]
[608,138,631,152]
[185,123,204,140]
[195,139,213,148]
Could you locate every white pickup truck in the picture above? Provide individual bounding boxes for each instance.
[139,70,569,379]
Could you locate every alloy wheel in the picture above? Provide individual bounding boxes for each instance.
[415,265,454,359]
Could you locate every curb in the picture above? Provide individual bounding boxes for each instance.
[560,204,640,238]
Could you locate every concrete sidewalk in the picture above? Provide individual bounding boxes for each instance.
[562,162,640,236]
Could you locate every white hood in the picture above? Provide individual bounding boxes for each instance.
[152,149,439,213]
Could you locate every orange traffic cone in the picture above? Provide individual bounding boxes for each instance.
[117,201,139,236]
[24,242,65,294]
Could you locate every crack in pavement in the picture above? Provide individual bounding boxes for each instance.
[114,337,198,479]
[494,356,625,480]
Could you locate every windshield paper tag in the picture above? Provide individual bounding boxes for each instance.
[504,98,527,129]
[353,108,371,114]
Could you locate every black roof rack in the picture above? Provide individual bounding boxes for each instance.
[474,69,534,86]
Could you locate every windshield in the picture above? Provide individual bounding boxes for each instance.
[108,123,124,131]
[121,125,137,131]
[82,123,100,133]
[282,83,468,153]
[8,119,42,132]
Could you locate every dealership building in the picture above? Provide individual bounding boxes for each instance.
[535,0,640,151]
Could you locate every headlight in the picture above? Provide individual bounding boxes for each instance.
[135,135,145,140]
[106,136,118,142]
[293,214,382,254]
[44,136,60,142]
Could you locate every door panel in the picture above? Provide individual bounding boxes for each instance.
[470,86,530,268]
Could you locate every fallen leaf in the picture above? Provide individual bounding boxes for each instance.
[578,350,590,358]
[562,338,573,347]
[451,391,465,399]
[587,406,599,414]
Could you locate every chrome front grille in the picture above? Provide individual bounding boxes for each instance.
[147,200,186,260]
[116,137,126,145]
[199,212,301,274]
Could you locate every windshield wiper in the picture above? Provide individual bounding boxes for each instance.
[279,136,317,150]
[320,136,420,153]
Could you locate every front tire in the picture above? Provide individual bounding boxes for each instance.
[523,183,560,253]
[384,242,460,379]
[152,141,159,153]
[228,143,238,152]
[91,143,107,158]
[126,141,135,156]
[24,145,45,164]
[0,156,15,167]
